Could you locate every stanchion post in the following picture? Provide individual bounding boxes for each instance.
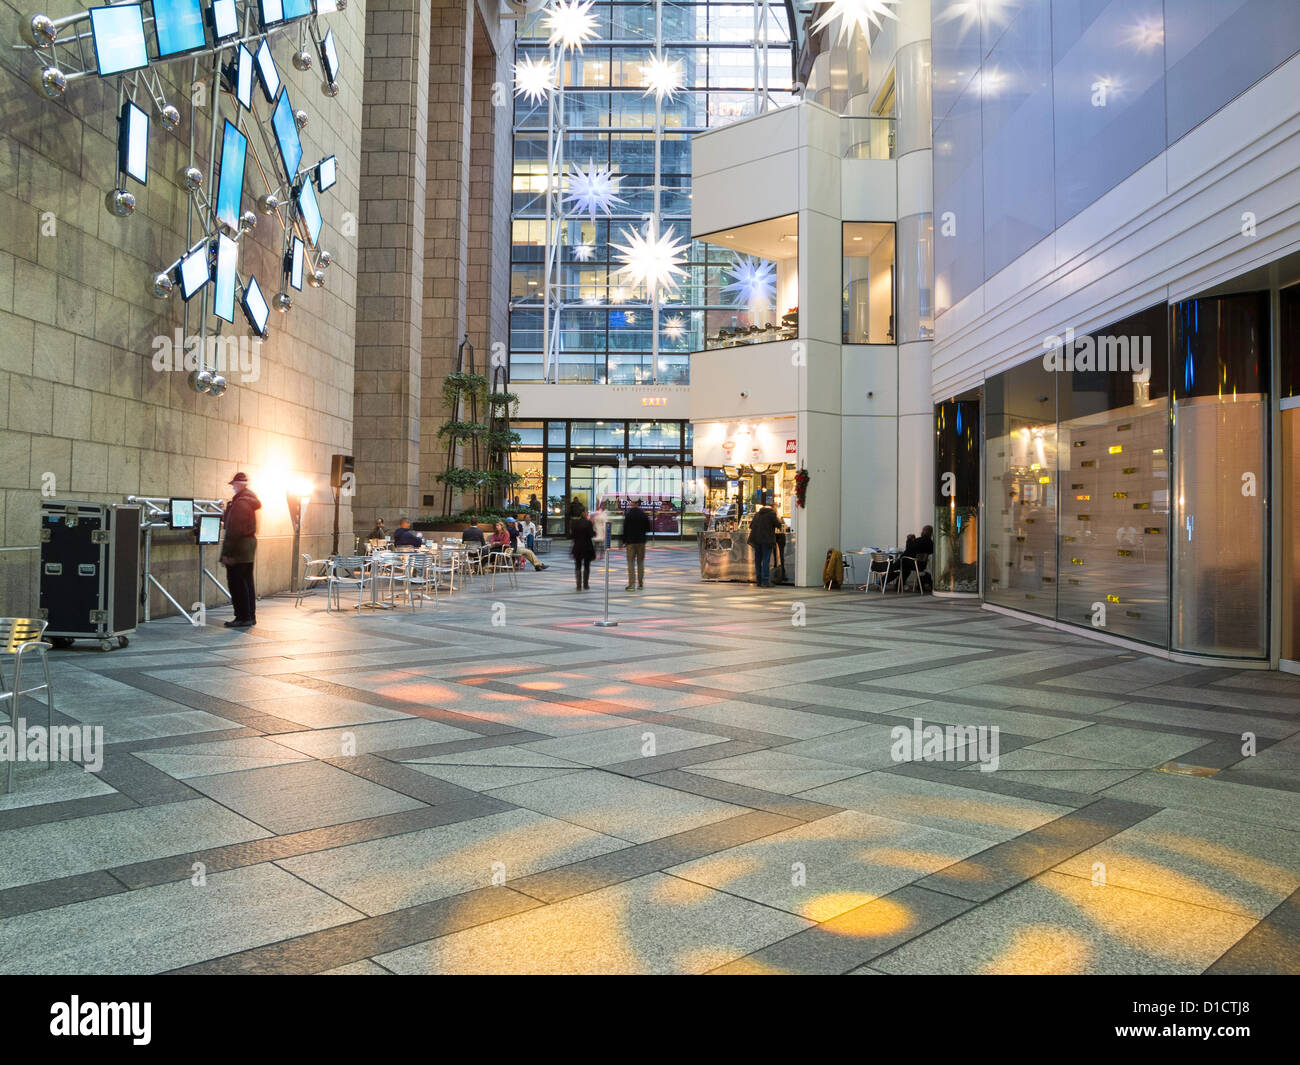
[594,519,617,627]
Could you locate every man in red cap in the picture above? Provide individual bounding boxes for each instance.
[220,472,262,628]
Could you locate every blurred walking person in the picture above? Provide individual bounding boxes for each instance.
[571,506,596,591]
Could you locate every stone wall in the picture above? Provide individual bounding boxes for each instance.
[0,2,366,620]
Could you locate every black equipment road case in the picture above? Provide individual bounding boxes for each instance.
[39,500,140,651]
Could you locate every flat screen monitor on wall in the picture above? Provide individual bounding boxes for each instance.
[315,155,336,192]
[215,120,247,232]
[270,89,304,180]
[282,0,312,18]
[287,237,305,291]
[117,100,149,185]
[151,0,207,58]
[176,241,211,300]
[241,275,270,337]
[255,39,280,101]
[296,179,322,246]
[319,28,339,83]
[214,232,238,323]
[210,0,239,39]
[225,43,254,110]
[258,0,284,28]
[89,5,149,76]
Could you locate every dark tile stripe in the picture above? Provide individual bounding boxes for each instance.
[639,768,845,822]
[1204,887,1300,975]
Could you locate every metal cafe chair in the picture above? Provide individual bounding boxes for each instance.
[867,551,897,593]
[0,618,54,794]
[294,555,333,608]
[487,547,518,591]
[327,556,371,612]
[432,547,460,594]
[373,551,410,608]
[404,553,438,608]
[898,553,929,595]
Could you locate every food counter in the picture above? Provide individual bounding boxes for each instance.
[699,517,796,584]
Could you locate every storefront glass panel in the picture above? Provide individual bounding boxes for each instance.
[984,359,1058,616]
[1171,292,1270,658]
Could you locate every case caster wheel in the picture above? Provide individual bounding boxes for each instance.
[99,640,113,652]
[118,636,129,648]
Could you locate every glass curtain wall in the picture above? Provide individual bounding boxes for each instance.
[509,2,794,384]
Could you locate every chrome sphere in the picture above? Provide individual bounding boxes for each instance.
[208,374,228,398]
[151,272,175,299]
[336,0,346,10]
[30,66,66,100]
[321,81,340,99]
[292,50,313,72]
[273,292,293,312]
[239,210,257,232]
[294,108,308,130]
[23,15,57,47]
[105,189,136,217]
[317,249,332,268]
[257,193,280,213]
[160,104,181,131]
[188,369,213,394]
[180,166,204,191]
[308,269,325,289]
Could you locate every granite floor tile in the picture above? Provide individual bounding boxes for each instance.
[519,723,728,768]
[277,807,630,916]
[268,718,480,759]
[962,750,1145,793]
[487,769,748,844]
[668,809,989,920]
[183,761,427,835]
[401,747,587,791]
[871,871,1256,975]
[134,737,313,779]
[682,750,866,794]
[374,872,813,974]
[1025,723,1211,766]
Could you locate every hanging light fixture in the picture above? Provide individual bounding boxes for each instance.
[662,315,686,341]
[513,53,555,104]
[545,0,599,52]
[722,255,777,309]
[811,0,901,45]
[640,53,683,102]
[611,223,691,296]
[564,160,627,222]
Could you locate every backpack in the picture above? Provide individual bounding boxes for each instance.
[823,548,843,590]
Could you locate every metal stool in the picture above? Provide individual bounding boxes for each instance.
[1,618,55,793]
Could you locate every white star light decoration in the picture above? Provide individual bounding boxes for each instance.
[641,53,684,102]
[723,255,777,309]
[811,0,900,45]
[514,53,555,104]
[663,315,686,341]
[564,161,627,222]
[573,243,595,261]
[611,224,690,295]
[546,0,599,52]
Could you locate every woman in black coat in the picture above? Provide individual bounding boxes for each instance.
[570,507,596,591]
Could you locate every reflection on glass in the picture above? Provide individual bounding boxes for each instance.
[1282,411,1300,664]
[984,359,1057,616]
[1171,292,1269,658]
[934,397,979,594]
[843,222,895,344]
[697,214,798,349]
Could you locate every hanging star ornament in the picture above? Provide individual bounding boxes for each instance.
[723,255,777,309]
[663,315,686,341]
[513,53,555,104]
[611,223,691,296]
[545,0,599,52]
[573,243,595,262]
[641,53,684,102]
[811,0,900,45]
[564,161,627,222]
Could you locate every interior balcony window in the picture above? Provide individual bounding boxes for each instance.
[696,213,798,350]
[842,222,895,344]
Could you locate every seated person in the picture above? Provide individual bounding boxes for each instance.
[490,521,547,570]
[461,523,486,545]
[368,517,388,541]
[901,525,934,591]
[520,515,538,550]
[392,517,425,549]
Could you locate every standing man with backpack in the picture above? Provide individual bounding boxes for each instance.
[623,499,651,591]
[220,472,262,628]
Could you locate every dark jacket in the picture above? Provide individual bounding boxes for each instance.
[747,506,779,547]
[222,489,261,565]
[462,525,485,544]
[393,526,424,547]
[622,505,651,544]
[368,524,387,540]
[570,516,596,562]
[568,498,585,519]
